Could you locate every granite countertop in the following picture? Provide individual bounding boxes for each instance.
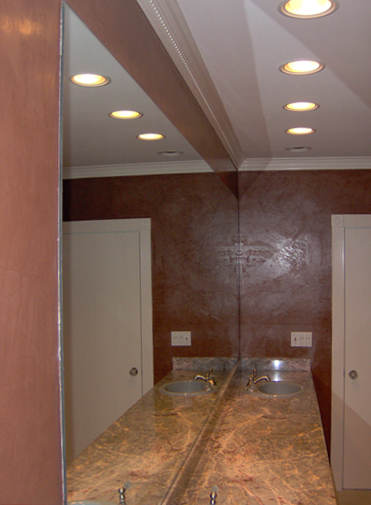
[67,359,237,504]
[67,358,337,505]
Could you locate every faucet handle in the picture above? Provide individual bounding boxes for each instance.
[118,486,125,505]
[210,491,217,504]
[210,486,218,504]
[206,369,213,379]
[247,369,256,388]
[118,481,132,505]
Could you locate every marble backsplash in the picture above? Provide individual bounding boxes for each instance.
[173,356,311,372]
[172,357,238,371]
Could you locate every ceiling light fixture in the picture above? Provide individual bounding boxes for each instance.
[109,110,143,119]
[280,59,324,75]
[286,127,316,135]
[285,146,312,152]
[284,101,320,111]
[137,133,165,141]
[70,73,111,87]
[280,0,338,19]
[158,150,184,156]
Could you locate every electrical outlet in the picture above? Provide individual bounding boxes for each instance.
[291,331,312,347]
[171,331,191,346]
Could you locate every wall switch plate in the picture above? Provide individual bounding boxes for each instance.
[171,331,191,346]
[291,331,312,347]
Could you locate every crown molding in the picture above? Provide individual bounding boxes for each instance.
[135,0,244,169]
[240,156,371,171]
[64,156,371,179]
[63,160,212,179]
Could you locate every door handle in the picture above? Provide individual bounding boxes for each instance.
[129,367,139,377]
[348,370,358,380]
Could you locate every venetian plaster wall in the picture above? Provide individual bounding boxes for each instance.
[63,173,240,383]
[239,169,371,449]
[65,168,371,452]
[0,1,63,503]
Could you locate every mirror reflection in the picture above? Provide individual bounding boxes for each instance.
[62,4,239,501]
[62,5,204,171]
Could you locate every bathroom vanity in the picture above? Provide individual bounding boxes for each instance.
[67,358,337,505]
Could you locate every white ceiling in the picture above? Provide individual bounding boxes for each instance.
[63,0,371,176]
[62,5,204,175]
[176,0,371,159]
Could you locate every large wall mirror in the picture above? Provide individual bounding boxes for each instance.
[62,0,239,498]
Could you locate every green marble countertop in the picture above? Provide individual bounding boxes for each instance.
[67,358,337,505]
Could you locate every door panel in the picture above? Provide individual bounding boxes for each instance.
[343,227,371,488]
[63,219,152,463]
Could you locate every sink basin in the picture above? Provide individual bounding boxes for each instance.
[245,381,304,398]
[160,380,218,396]
[68,502,115,505]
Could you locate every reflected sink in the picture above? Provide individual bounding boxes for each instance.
[160,380,218,396]
[245,381,304,398]
[68,502,115,505]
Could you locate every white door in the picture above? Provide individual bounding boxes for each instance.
[63,219,153,463]
[343,226,371,489]
[332,215,371,490]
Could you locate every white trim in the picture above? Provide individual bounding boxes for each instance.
[331,215,345,491]
[139,225,153,395]
[135,0,244,168]
[63,156,371,179]
[331,214,371,490]
[63,160,212,179]
[240,156,371,171]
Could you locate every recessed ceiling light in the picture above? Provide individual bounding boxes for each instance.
[284,101,320,111]
[285,146,312,152]
[286,127,316,135]
[280,0,338,19]
[280,60,325,75]
[109,110,143,119]
[136,133,165,141]
[158,150,184,156]
[70,73,111,87]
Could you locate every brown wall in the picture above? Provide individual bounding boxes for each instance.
[65,168,371,453]
[0,1,63,504]
[63,173,240,383]
[239,169,371,449]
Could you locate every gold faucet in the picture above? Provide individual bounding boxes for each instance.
[246,368,270,388]
[194,369,217,387]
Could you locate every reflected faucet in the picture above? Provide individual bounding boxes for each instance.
[118,481,132,505]
[118,486,126,505]
[246,368,270,388]
[194,369,217,387]
[210,485,218,504]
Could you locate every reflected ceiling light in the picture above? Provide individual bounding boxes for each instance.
[284,101,320,111]
[280,59,324,75]
[70,73,111,87]
[109,110,143,119]
[285,146,312,152]
[286,127,316,135]
[136,133,165,141]
[280,0,338,19]
[158,150,184,156]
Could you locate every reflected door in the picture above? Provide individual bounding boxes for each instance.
[343,226,371,489]
[63,219,152,463]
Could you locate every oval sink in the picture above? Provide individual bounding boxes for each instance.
[245,381,304,398]
[68,501,115,505]
[160,380,218,397]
